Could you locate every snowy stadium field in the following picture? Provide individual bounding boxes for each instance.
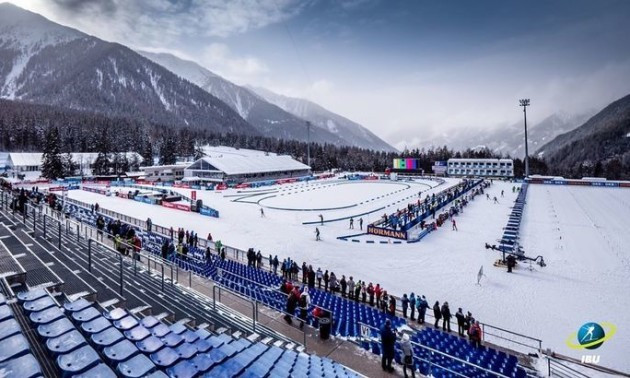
[66,178,630,372]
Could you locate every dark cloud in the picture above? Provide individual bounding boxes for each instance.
[50,0,117,15]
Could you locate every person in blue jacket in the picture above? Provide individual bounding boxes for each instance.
[416,295,429,324]
[409,293,416,321]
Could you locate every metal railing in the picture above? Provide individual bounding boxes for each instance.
[358,321,513,378]
[547,357,590,378]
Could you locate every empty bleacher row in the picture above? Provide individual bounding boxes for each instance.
[1,287,358,377]
[61,199,530,377]
[498,184,528,254]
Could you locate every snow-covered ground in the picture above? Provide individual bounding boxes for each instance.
[66,179,630,373]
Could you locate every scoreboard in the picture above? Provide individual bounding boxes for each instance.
[392,158,419,170]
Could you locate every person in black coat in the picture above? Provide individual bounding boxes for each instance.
[284,293,298,324]
[433,301,442,329]
[455,307,466,337]
[161,240,169,260]
[441,302,452,332]
[308,267,315,288]
[380,319,396,372]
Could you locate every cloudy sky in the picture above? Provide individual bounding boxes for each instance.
[7,0,630,150]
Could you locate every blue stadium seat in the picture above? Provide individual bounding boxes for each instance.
[23,296,56,313]
[166,360,199,378]
[29,306,65,325]
[103,339,139,363]
[56,345,100,375]
[63,298,93,313]
[0,304,13,322]
[73,363,117,378]
[0,334,31,363]
[16,288,48,303]
[175,342,198,359]
[150,347,180,367]
[150,323,171,338]
[114,316,139,331]
[161,332,184,348]
[91,327,124,349]
[71,307,101,323]
[46,330,87,355]
[124,325,151,342]
[38,318,75,338]
[104,307,128,321]
[137,335,165,354]
[81,316,112,334]
[0,353,42,378]
[140,316,159,329]
[116,354,156,378]
[0,318,21,341]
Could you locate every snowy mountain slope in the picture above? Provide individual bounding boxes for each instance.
[0,3,257,136]
[248,86,398,152]
[414,112,592,157]
[138,51,348,146]
[538,93,630,169]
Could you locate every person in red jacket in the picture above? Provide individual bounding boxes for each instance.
[468,321,482,348]
[375,284,382,307]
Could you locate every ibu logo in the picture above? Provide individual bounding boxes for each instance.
[565,322,617,365]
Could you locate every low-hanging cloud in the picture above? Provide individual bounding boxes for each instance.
[41,0,305,46]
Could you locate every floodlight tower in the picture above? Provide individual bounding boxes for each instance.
[306,121,311,167]
[519,99,530,177]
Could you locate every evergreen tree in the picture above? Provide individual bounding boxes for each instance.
[159,137,177,165]
[62,153,76,177]
[41,127,63,179]
[141,140,154,167]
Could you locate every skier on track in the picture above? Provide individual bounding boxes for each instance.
[359,217,364,230]
[260,208,265,217]
[452,218,457,231]
[315,227,321,241]
[349,217,354,229]
[319,214,324,225]
[501,190,504,197]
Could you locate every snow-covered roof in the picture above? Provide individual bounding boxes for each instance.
[201,146,278,158]
[8,152,42,167]
[190,150,310,176]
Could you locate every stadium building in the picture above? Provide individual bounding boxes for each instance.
[140,163,188,182]
[447,158,514,177]
[183,146,311,184]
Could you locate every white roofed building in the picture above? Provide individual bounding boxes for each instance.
[447,158,514,177]
[184,146,311,184]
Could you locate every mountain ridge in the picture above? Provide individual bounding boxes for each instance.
[0,3,258,136]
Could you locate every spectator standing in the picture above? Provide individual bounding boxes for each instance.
[441,302,452,332]
[401,294,409,318]
[347,276,355,300]
[469,321,482,348]
[340,275,347,297]
[456,308,466,337]
[380,320,396,372]
[316,268,323,288]
[401,334,415,378]
[409,293,416,321]
[433,301,442,328]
